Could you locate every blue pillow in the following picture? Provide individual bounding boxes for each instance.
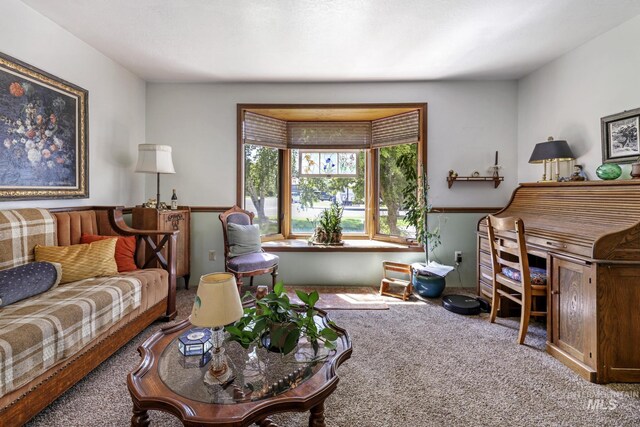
[227,223,262,258]
[0,262,62,307]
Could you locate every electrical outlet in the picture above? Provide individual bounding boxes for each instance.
[455,251,463,263]
[208,250,216,261]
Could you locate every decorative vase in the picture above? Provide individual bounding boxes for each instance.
[631,163,640,179]
[412,273,446,298]
[596,163,622,180]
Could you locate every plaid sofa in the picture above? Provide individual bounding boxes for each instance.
[0,208,172,426]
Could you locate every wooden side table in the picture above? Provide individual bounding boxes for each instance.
[132,207,191,289]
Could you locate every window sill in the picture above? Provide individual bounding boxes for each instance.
[262,239,423,252]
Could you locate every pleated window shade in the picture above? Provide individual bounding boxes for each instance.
[243,111,287,148]
[371,110,420,148]
[287,122,371,149]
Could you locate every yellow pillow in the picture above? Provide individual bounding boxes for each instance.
[35,238,118,284]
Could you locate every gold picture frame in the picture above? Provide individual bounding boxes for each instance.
[0,52,88,200]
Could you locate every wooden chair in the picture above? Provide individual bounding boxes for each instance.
[487,215,547,344]
[219,205,278,294]
[379,261,413,301]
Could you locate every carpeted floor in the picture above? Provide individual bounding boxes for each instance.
[28,287,640,426]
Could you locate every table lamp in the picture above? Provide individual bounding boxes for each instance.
[528,137,575,182]
[135,144,175,209]
[190,273,243,381]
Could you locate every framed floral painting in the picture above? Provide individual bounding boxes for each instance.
[0,52,88,200]
[601,107,640,164]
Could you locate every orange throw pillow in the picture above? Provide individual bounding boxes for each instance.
[80,234,137,272]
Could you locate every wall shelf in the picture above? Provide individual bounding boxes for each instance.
[447,175,504,189]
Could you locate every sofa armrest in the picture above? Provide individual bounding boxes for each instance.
[108,208,178,320]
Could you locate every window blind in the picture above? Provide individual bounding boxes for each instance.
[287,122,371,149]
[243,111,287,148]
[371,110,420,148]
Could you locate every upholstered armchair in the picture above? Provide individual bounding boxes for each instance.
[219,205,279,293]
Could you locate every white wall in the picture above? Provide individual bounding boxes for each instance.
[147,81,518,286]
[0,0,146,209]
[147,81,518,207]
[518,14,640,183]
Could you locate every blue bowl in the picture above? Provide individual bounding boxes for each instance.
[413,274,446,298]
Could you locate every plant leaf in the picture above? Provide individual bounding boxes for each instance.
[274,281,284,296]
[323,340,336,350]
[225,325,243,337]
[283,329,301,355]
[295,290,310,305]
[320,328,339,340]
[308,291,319,308]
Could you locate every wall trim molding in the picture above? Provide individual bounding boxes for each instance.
[8,205,501,214]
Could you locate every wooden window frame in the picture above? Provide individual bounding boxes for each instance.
[237,103,427,244]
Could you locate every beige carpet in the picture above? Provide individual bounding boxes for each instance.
[27,287,640,426]
[286,286,390,310]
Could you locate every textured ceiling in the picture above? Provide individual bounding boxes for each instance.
[20,0,640,82]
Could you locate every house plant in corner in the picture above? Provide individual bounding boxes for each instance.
[397,153,448,298]
[225,282,339,355]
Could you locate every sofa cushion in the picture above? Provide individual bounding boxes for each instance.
[0,262,62,307]
[227,252,279,273]
[34,238,118,284]
[0,275,142,396]
[0,209,56,271]
[81,234,137,273]
[227,223,262,257]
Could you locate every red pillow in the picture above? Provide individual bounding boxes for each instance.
[80,234,137,272]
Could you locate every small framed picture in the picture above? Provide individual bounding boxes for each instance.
[601,107,640,164]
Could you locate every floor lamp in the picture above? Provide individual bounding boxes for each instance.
[135,144,175,209]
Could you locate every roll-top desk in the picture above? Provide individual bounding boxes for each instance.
[477,181,640,383]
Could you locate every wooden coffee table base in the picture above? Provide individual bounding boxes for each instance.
[131,401,327,427]
[128,317,351,427]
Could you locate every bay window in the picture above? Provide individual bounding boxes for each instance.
[238,104,426,244]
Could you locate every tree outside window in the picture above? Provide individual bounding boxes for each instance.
[244,144,279,235]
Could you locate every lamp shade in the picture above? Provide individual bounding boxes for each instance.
[528,138,575,164]
[191,273,243,328]
[135,144,176,174]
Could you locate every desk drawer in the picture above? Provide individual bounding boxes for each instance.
[478,236,490,253]
[527,236,591,258]
[479,250,492,268]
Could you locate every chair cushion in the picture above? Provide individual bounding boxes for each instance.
[501,266,547,286]
[227,252,279,273]
[80,234,137,273]
[34,238,118,284]
[227,223,262,258]
[0,262,62,307]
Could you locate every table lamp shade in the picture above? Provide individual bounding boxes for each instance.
[135,144,176,174]
[528,138,575,163]
[191,273,243,328]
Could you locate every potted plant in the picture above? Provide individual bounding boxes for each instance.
[396,154,446,297]
[225,282,339,355]
[396,154,441,259]
[311,202,344,245]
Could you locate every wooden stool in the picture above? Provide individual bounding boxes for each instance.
[379,261,413,301]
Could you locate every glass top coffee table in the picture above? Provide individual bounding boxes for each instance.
[127,313,351,426]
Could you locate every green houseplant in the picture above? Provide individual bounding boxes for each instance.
[225,282,339,355]
[396,153,441,261]
[311,202,344,245]
[396,155,447,298]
